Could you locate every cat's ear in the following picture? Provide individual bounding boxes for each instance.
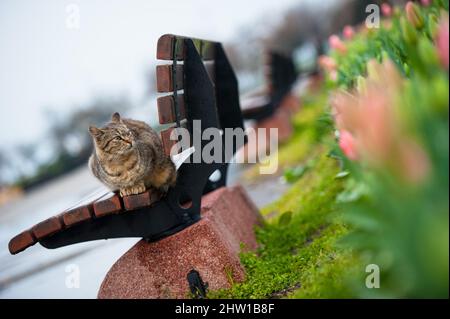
[111,112,121,123]
[89,126,103,137]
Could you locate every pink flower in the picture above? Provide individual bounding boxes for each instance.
[406,1,424,28]
[398,140,430,184]
[327,70,338,82]
[361,86,393,162]
[339,130,359,160]
[381,3,392,17]
[343,25,355,40]
[420,0,431,6]
[436,17,449,69]
[332,59,431,184]
[318,55,337,72]
[329,35,347,54]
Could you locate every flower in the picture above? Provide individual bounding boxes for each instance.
[330,91,358,131]
[436,16,449,69]
[343,25,355,40]
[339,130,359,160]
[406,1,424,29]
[318,55,337,72]
[329,70,338,82]
[329,35,347,54]
[398,140,430,184]
[381,3,392,17]
[331,59,430,183]
[420,0,431,6]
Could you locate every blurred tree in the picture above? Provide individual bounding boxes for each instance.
[16,144,37,172]
[225,0,401,79]
[46,95,131,157]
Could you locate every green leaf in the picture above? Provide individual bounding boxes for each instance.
[283,165,308,183]
[336,180,369,203]
[335,171,350,179]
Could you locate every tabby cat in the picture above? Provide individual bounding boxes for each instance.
[88,112,176,197]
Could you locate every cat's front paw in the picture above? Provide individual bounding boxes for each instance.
[130,184,146,195]
[119,188,130,197]
[120,184,146,197]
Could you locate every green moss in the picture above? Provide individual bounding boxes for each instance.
[209,150,360,298]
[289,242,360,299]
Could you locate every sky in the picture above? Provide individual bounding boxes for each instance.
[0,0,311,148]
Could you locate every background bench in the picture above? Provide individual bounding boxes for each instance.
[240,51,298,121]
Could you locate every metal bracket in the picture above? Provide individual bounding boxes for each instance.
[187,269,208,299]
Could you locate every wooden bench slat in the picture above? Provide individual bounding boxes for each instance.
[156,64,183,93]
[93,193,123,217]
[157,34,215,61]
[160,127,179,157]
[160,121,190,157]
[157,94,186,124]
[62,204,94,227]
[157,34,185,60]
[9,230,37,254]
[32,216,64,239]
[123,189,162,211]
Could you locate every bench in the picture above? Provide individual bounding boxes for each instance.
[9,33,252,254]
[240,51,298,121]
[235,51,300,163]
[8,34,263,298]
[100,34,263,298]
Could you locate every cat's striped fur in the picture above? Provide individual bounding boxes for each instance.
[88,112,176,197]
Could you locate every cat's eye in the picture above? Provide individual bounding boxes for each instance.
[114,136,122,141]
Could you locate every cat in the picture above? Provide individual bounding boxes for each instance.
[88,112,177,197]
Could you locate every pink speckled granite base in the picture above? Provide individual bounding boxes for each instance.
[97,185,262,299]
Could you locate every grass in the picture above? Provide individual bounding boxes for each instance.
[209,91,362,298]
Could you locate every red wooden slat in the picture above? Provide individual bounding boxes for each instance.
[160,127,178,157]
[32,216,63,239]
[8,230,37,254]
[93,193,123,217]
[157,34,215,61]
[157,34,185,60]
[157,94,186,124]
[62,204,94,227]
[122,189,162,211]
[156,64,183,93]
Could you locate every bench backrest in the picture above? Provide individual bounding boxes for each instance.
[155,34,245,193]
